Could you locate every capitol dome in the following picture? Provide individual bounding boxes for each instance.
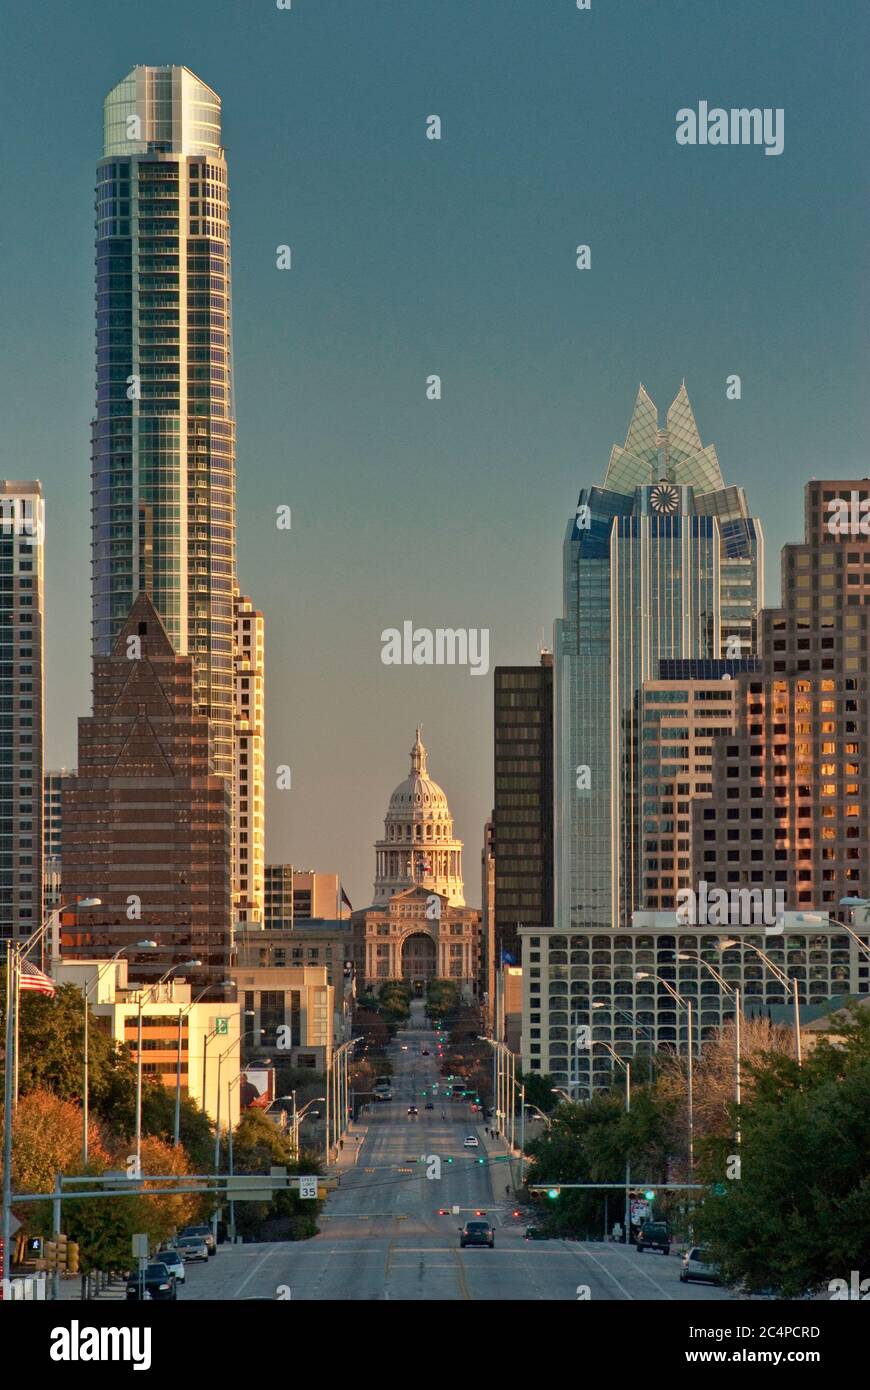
[373,728,465,907]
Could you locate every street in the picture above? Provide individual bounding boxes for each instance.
[173,1011,733,1302]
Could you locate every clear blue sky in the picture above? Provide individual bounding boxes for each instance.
[1,0,868,907]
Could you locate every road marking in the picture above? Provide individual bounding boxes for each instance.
[451,1248,472,1300]
[606,1244,674,1300]
[231,1243,281,1299]
[565,1244,635,1300]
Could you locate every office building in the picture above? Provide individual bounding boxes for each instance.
[43,768,76,915]
[263,867,348,928]
[0,482,44,944]
[691,480,870,912]
[61,593,231,995]
[493,653,554,963]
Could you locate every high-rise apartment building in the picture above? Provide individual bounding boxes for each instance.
[61,593,231,994]
[0,482,44,943]
[233,592,264,925]
[264,867,346,927]
[92,66,236,781]
[553,385,763,935]
[493,654,554,963]
[691,480,870,912]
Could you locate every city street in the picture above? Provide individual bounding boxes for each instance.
[173,1013,733,1302]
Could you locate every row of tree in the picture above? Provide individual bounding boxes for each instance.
[522,1008,870,1294]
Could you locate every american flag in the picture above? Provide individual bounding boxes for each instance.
[18,958,57,997]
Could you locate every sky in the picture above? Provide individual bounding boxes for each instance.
[1,0,868,908]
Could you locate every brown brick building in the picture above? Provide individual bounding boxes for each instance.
[61,593,231,995]
[691,481,870,913]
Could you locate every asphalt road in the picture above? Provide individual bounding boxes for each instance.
[177,1008,734,1302]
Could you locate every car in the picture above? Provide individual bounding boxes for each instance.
[401,1045,408,1051]
[421,1049,430,1056]
[155,1249,185,1284]
[179,1224,216,1257]
[524,1226,550,1240]
[680,1247,721,1285]
[424,1101,434,1110]
[126,1262,177,1301]
[636,1220,670,1256]
[407,1105,418,1116]
[175,1235,209,1263]
[463,1135,479,1148]
[459,1221,494,1249]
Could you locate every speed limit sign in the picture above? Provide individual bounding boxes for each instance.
[298,1176,318,1200]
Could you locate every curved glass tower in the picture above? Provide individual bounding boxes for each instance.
[92,66,236,780]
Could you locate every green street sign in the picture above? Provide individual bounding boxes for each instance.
[214,1017,229,1035]
[712,1182,727,1196]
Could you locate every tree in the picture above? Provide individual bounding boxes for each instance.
[228,1110,323,1241]
[693,1008,870,1295]
[2,1089,108,1198]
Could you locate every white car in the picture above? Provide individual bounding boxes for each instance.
[463,1135,479,1148]
[680,1247,721,1285]
[155,1249,185,1283]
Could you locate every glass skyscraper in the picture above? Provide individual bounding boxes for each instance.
[92,66,236,779]
[554,385,763,934]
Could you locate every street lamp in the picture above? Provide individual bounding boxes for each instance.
[83,941,157,1163]
[291,1095,326,1159]
[717,937,802,1067]
[635,972,695,1178]
[679,951,742,1147]
[174,980,236,1146]
[135,960,201,1174]
[593,1040,631,1244]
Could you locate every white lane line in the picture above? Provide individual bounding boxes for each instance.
[565,1243,635,1300]
[232,1243,282,1298]
[605,1244,675,1300]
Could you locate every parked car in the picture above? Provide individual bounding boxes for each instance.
[459,1220,494,1249]
[155,1249,185,1284]
[636,1220,671,1255]
[126,1262,177,1301]
[179,1224,216,1256]
[175,1235,209,1263]
[463,1135,479,1148]
[680,1247,721,1285]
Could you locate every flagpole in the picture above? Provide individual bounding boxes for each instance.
[2,942,17,1282]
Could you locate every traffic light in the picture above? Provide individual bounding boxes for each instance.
[643,1189,655,1202]
[477,1158,486,1165]
[445,1157,454,1164]
[547,1188,559,1200]
[67,1242,80,1275]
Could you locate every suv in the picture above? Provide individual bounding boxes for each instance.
[459,1221,494,1249]
[636,1220,670,1255]
[179,1224,216,1257]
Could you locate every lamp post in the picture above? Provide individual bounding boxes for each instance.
[594,1040,631,1243]
[718,938,802,1067]
[292,1096,326,1159]
[174,980,236,1146]
[83,941,157,1164]
[679,952,741,1147]
[636,972,695,1178]
[135,960,200,1175]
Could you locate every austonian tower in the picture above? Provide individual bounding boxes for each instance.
[92,66,236,780]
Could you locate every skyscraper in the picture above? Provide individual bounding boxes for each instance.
[0,482,44,943]
[553,385,763,935]
[92,66,236,781]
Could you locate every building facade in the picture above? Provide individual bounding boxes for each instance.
[61,593,232,996]
[43,768,76,916]
[519,916,868,1091]
[0,481,44,944]
[264,867,347,928]
[690,480,870,914]
[233,592,264,925]
[493,653,553,964]
[233,962,334,1071]
[93,66,237,782]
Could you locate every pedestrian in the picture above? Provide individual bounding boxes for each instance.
[339,1138,344,1151]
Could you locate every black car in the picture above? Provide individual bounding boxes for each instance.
[636,1220,671,1255]
[424,1101,434,1110]
[407,1105,418,1116]
[459,1221,494,1249]
[524,1226,550,1240]
[126,1262,177,1301]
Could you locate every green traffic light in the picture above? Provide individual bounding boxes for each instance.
[644,1189,655,1201]
[547,1188,559,1200]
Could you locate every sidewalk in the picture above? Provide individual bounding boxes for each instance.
[329,1120,368,1178]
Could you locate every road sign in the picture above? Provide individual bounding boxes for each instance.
[227,1176,272,1201]
[131,1234,149,1258]
[214,1017,229,1035]
[298,1176,318,1200]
